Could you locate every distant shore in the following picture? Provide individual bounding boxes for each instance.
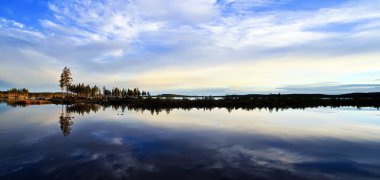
[3,92,380,110]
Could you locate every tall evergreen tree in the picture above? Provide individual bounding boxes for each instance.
[59,67,73,97]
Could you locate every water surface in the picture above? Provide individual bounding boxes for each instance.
[0,103,380,179]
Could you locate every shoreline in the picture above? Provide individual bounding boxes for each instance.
[3,98,380,111]
[3,92,380,109]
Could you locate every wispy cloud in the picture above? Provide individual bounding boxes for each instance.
[0,17,24,28]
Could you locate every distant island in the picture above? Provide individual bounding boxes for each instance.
[1,67,380,110]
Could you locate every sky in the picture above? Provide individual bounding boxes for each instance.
[1,0,380,95]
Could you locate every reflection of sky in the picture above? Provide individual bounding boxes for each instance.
[0,104,380,179]
[123,107,380,141]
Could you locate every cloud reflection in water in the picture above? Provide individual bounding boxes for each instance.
[0,104,380,179]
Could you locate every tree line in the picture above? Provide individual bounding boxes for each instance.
[67,83,150,98]
[0,88,29,97]
[59,66,151,99]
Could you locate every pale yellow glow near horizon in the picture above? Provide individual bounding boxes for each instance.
[13,51,379,92]
[120,52,380,91]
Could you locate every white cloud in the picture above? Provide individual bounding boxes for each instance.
[217,0,279,13]
[204,1,380,49]
[47,0,162,42]
[0,18,44,40]
[43,0,380,51]
[135,0,219,24]
[0,17,24,28]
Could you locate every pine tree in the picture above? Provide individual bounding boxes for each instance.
[59,67,73,97]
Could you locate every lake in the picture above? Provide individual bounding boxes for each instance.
[0,103,380,179]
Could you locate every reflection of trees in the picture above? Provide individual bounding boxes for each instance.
[54,95,380,120]
[59,105,73,137]
[119,97,380,115]
[58,104,102,136]
[5,98,28,107]
[66,103,101,115]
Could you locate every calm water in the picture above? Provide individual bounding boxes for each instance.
[0,103,380,180]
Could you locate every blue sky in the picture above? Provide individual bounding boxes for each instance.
[1,0,380,94]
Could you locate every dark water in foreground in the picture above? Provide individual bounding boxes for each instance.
[0,103,380,180]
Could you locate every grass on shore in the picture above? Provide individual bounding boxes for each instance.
[11,99,51,106]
